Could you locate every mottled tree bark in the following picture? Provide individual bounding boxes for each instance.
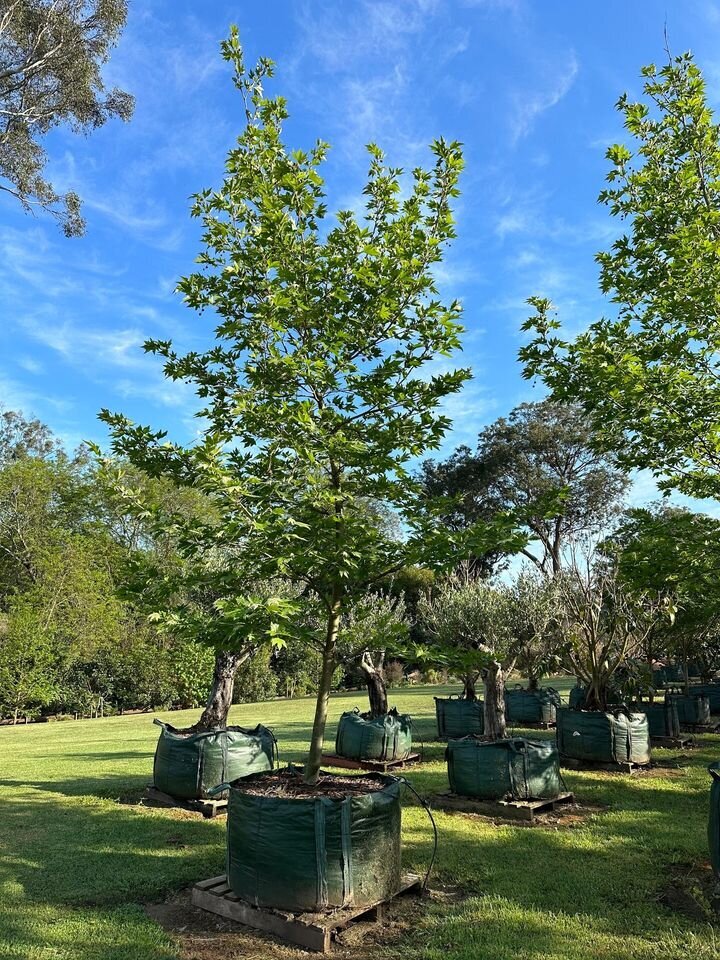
[482,661,507,740]
[191,649,252,731]
[360,650,388,718]
[463,672,478,700]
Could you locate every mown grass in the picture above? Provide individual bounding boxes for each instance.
[0,679,718,959]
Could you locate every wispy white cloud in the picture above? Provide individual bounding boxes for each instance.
[510,52,579,142]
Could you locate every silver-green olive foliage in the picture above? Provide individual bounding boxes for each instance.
[521,53,720,501]
[0,0,133,235]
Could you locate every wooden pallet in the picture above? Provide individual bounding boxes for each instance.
[508,720,556,730]
[650,735,695,749]
[559,756,648,773]
[191,872,422,953]
[319,752,421,773]
[431,790,574,822]
[141,785,227,818]
[680,721,720,734]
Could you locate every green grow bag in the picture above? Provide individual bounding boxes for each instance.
[569,684,586,709]
[435,696,484,738]
[709,763,720,878]
[668,693,711,727]
[504,686,561,725]
[446,736,563,800]
[556,708,650,765]
[152,720,275,800]
[335,709,412,761]
[225,768,402,912]
[638,700,680,739]
[689,684,720,714]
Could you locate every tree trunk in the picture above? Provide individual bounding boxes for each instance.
[527,674,539,692]
[463,672,478,700]
[359,651,388,718]
[191,649,252,732]
[304,600,341,785]
[482,662,507,740]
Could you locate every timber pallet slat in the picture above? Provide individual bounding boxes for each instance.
[319,752,421,772]
[508,720,556,730]
[680,721,720,734]
[431,790,574,822]
[559,756,648,773]
[650,735,695,749]
[191,872,423,953]
[141,785,228,818]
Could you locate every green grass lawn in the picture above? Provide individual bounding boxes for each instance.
[1,680,718,959]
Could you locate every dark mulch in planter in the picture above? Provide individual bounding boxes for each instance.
[234,768,386,799]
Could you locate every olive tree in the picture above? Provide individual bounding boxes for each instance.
[417,576,516,740]
[99,31,517,784]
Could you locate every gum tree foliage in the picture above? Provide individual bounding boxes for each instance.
[420,400,628,576]
[0,0,133,235]
[521,54,720,502]
[99,30,519,784]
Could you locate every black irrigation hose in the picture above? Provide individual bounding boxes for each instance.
[398,775,438,893]
[408,717,425,762]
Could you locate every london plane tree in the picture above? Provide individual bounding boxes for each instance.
[99,30,517,785]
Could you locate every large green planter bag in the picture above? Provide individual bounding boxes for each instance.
[504,686,561,725]
[689,684,720,714]
[224,769,402,912]
[446,736,563,800]
[668,693,711,726]
[639,700,680,739]
[153,720,275,800]
[435,696,484,738]
[556,708,650,765]
[709,763,720,878]
[569,685,586,709]
[335,709,412,761]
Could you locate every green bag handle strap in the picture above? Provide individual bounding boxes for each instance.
[153,718,168,729]
[206,782,231,798]
[709,764,720,782]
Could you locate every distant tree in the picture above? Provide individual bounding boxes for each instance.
[509,569,563,690]
[0,0,133,235]
[0,409,62,464]
[421,400,628,575]
[521,53,720,502]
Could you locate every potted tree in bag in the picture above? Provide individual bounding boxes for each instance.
[418,574,566,803]
[99,29,519,914]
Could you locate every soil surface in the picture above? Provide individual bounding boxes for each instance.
[234,769,387,799]
[658,860,720,922]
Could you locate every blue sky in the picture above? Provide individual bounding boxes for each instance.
[2,0,720,509]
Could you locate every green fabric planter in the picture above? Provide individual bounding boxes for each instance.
[504,686,561,724]
[556,708,650,765]
[335,709,413,761]
[709,763,720,878]
[446,736,563,800]
[225,769,402,912]
[689,684,720,713]
[638,700,680,739]
[568,685,586,709]
[152,720,275,800]
[668,693,711,726]
[435,696,484,738]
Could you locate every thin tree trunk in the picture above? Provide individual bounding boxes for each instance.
[360,651,388,718]
[191,649,252,732]
[463,672,478,700]
[527,674,539,692]
[304,600,341,785]
[482,662,507,740]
